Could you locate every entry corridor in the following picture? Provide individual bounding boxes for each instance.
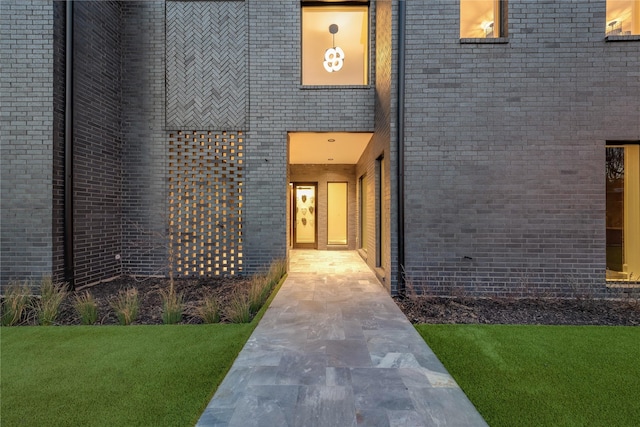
[196,250,487,426]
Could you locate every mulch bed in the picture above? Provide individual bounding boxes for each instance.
[7,275,640,326]
[394,296,640,326]
[55,276,253,325]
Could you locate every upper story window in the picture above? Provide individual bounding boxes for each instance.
[301,2,369,86]
[460,0,507,39]
[606,0,640,35]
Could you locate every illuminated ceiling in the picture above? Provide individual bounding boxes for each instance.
[289,132,373,164]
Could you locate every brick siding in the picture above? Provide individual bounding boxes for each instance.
[0,0,54,289]
[399,0,640,297]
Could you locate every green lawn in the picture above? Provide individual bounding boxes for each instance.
[1,324,253,426]
[417,325,640,427]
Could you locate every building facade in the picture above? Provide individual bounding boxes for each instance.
[1,0,639,297]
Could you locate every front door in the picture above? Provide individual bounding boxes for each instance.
[293,183,317,249]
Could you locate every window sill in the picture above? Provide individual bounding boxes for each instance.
[460,37,509,44]
[300,84,371,90]
[606,280,640,288]
[605,34,640,42]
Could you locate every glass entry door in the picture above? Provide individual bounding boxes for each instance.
[294,183,317,248]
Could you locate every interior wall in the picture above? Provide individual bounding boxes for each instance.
[289,164,357,250]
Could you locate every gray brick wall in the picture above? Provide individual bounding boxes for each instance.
[8,0,630,298]
[400,0,640,297]
[357,0,394,292]
[166,0,248,129]
[120,1,168,278]
[52,1,65,284]
[115,0,376,279]
[0,0,54,289]
[71,1,123,286]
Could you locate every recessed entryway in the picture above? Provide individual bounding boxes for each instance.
[288,131,372,251]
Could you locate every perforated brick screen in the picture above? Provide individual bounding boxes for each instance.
[168,131,243,276]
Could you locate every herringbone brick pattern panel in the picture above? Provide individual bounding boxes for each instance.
[166,1,248,129]
[168,131,244,277]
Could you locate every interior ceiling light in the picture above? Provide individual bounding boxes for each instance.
[328,138,336,142]
[323,24,344,73]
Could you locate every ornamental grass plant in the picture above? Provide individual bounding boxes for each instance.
[110,288,139,325]
[194,294,220,324]
[225,291,251,324]
[160,285,184,325]
[248,275,268,315]
[73,291,98,325]
[1,281,31,326]
[33,277,67,326]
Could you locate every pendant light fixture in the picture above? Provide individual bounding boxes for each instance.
[323,24,344,73]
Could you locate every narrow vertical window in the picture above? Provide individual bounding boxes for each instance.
[376,156,384,268]
[301,2,369,85]
[606,143,640,281]
[359,175,368,252]
[460,0,507,38]
[327,182,348,245]
[606,0,640,35]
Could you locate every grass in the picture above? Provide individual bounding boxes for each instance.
[110,288,139,325]
[1,325,253,426]
[416,325,640,427]
[1,273,287,427]
[73,291,98,325]
[1,281,31,326]
[193,294,220,324]
[160,285,184,325]
[225,291,251,323]
[33,277,67,325]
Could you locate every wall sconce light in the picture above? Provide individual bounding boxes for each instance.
[323,24,344,73]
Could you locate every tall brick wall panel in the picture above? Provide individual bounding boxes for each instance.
[357,0,394,292]
[401,0,640,297]
[52,1,65,284]
[72,1,123,286]
[0,0,54,289]
[120,1,168,277]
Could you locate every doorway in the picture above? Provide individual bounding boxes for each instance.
[293,183,317,249]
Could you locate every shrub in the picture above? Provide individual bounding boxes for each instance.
[225,291,251,323]
[73,291,98,325]
[194,295,220,324]
[160,285,184,325]
[34,277,67,326]
[110,288,139,325]
[1,281,31,326]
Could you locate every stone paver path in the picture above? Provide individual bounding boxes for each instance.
[196,250,487,426]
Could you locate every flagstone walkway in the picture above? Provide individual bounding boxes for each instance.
[196,250,487,426]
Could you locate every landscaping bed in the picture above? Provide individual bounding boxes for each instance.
[4,270,640,326]
[63,275,254,325]
[395,295,640,326]
[2,259,286,326]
